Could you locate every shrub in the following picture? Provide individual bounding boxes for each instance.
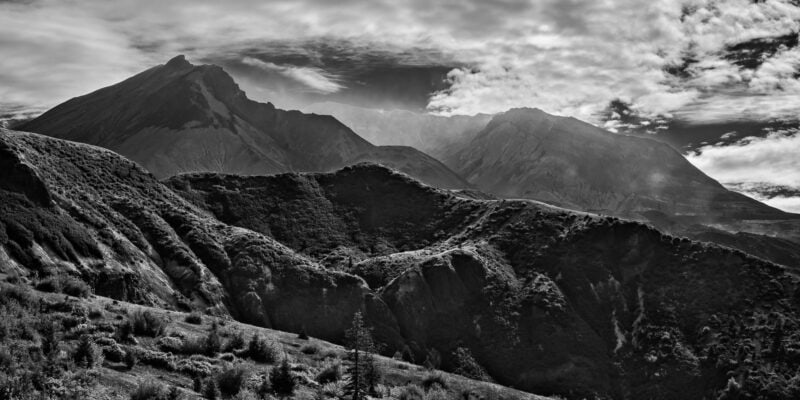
[217,363,250,397]
[184,312,203,325]
[425,388,450,400]
[248,334,279,363]
[166,386,182,400]
[73,335,102,369]
[203,378,221,400]
[102,343,126,363]
[319,381,345,398]
[88,307,103,319]
[422,372,448,391]
[231,389,259,400]
[130,310,167,337]
[398,384,425,400]
[297,326,309,340]
[301,343,320,355]
[35,277,61,293]
[204,326,222,357]
[61,276,91,298]
[452,347,489,381]
[255,373,270,399]
[192,375,203,393]
[124,350,138,370]
[270,358,296,397]
[316,361,342,384]
[225,331,246,352]
[131,348,175,371]
[130,381,166,400]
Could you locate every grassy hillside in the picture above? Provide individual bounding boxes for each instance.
[0,281,546,400]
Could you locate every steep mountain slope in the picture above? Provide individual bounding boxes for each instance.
[5,129,800,399]
[18,56,467,190]
[305,102,493,165]
[448,108,787,223]
[168,165,800,399]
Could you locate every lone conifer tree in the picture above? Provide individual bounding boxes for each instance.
[344,311,382,400]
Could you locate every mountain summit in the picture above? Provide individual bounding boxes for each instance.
[447,107,791,225]
[19,56,468,189]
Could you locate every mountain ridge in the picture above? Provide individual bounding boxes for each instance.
[19,55,468,190]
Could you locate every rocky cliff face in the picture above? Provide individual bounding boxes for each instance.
[19,56,468,190]
[5,129,800,399]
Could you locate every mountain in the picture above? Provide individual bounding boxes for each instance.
[18,56,467,190]
[447,108,789,222]
[5,128,800,399]
[305,101,493,165]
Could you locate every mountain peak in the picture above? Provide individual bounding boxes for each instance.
[165,54,192,69]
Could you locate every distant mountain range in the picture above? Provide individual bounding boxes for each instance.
[4,128,800,399]
[17,56,800,266]
[19,55,466,189]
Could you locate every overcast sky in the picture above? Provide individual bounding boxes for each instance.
[1,0,799,211]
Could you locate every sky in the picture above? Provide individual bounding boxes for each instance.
[1,0,799,211]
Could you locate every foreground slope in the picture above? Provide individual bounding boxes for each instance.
[19,56,467,190]
[4,129,800,399]
[170,167,800,399]
[0,283,547,400]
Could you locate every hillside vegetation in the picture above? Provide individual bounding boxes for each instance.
[3,129,800,399]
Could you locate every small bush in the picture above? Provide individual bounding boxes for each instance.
[248,334,279,363]
[398,384,425,400]
[231,389,259,400]
[35,276,61,293]
[204,326,222,357]
[315,361,342,384]
[130,310,168,337]
[301,343,320,355]
[270,358,296,397]
[452,347,489,381]
[88,307,103,319]
[193,375,203,392]
[225,331,246,352]
[61,276,91,298]
[124,350,138,370]
[130,381,166,400]
[425,388,450,400]
[297,326,309,340]
[203,378,221,400]
[184,312,203,325]
[217,363,251,397]
[422,372,448,391]
[73,335,102,369]
[131,348,175,371]
[102,343,126,363]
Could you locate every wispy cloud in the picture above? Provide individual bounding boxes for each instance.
[242,57,344,94]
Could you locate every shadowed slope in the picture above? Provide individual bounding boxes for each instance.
[4,129,800,399]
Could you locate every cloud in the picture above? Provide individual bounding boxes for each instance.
[242,57,344,94]
[687,129,800,212]
[3,0,800,124]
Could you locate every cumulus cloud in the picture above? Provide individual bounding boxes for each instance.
[2,0,800,124]
[242,57,344,94]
